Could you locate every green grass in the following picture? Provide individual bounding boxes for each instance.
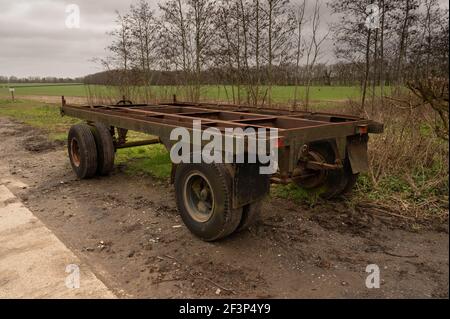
[0,83,83,87]
[0,98,173,179]
[271,183,322,205]
[0,99,79,141]
[0,84,91,97]
[115,144,171,179]
[194,85,365,103]
[0,83,389,104]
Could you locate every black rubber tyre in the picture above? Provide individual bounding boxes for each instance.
[296,143,358,199]
[68,124,98,179]
[174,163,243,242]
[340,160,359,197]
[89,123,115,176]
[236,200,263,232]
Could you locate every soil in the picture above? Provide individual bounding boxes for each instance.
[0,116,448,299]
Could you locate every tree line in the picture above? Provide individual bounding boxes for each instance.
[95,0,448,109]
[0,76,83,84]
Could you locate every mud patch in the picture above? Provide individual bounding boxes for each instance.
[148,254,268,297]
[1,128,18,137]
[22,135,64,153]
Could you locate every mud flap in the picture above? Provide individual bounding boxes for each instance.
[233,163,270,209]
[347,136,369,174]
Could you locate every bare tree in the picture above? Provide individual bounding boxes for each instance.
[189,0,216,101]
[99,0,448,108]
[159,0,193,96]
[392,0,420,88]
[408,78,449,141]
[107,11,133,71]
[292,0,306,110]
[304,0,328,110]
[159,0,216,101]
[129,0,159,101]
[329,0,381,114]
[379,0,386,99]
[409,0,449,79]
[264,0,295,107]
[130,1,158,73]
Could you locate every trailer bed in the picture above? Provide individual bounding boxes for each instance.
[60,97,383,241]
[61,100,381,144]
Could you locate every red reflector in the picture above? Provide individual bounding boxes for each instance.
[276,138,285,148]
[358,125,368,134]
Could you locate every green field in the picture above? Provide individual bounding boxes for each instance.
[0,83,380,104]
[0,83,90,98]
[0,83,83,87]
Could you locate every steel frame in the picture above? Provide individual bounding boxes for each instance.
[61,97,383,175]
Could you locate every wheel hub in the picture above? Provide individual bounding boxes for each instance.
[200,188,209,201]
[70,138,81,167]
[183,172,215,223]
[292,150,328,189]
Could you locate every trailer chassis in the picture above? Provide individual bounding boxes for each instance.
[61,97,383,241]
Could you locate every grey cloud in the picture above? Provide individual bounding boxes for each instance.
[0,0,144,77]
[0,0,448,78]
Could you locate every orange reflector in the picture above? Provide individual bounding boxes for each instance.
[357,125,368,134]
[276,138,285,148]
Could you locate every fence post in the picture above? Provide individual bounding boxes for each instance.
[9,88,15,101]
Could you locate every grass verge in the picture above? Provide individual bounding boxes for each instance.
[0,99,79,141]
[0,99,172,179]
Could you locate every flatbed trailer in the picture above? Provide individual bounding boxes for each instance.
[61,97,383,241]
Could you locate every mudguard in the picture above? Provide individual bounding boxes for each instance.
[233,163,270,209]
[347,136,369,174]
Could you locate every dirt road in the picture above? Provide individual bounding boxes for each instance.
[0,116,448,298]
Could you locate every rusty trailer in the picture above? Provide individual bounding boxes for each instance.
[61,97,383,241]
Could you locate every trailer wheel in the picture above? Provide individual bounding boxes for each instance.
[294,143,358,199]
[174,163,243,241]
[68,124,98,179]
[89,123,115,176]
[236,200,263,232]
[339,160,359,197]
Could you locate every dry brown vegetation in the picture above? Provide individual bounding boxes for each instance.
[354,80,449,224]
[83,77,449,226]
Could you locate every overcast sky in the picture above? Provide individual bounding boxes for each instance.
[0,0,139,78]
[0,0,448,78]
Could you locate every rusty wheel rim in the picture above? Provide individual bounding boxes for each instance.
[70,138,81,168]
[183,171,215,223]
